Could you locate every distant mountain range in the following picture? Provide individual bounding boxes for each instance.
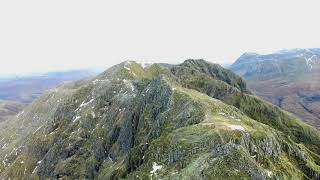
[0,68,103,103]
[1,60,320,179]
[230,48,320,128]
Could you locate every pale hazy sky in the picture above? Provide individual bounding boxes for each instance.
[1,0,320,74]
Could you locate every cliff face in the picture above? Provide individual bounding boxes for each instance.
[1,60,320,179]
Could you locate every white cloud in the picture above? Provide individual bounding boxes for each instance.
[0,0,320,74]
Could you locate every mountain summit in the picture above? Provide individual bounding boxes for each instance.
[230,49,320,128]
[1,60,320,179]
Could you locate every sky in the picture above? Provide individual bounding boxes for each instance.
[1,0,320,75]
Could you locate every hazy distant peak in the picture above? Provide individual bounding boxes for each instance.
[239,52,259,58]
[232,52,260,65]
[241,52,260,56]
[276,48,320,54]
[233,48,320,67]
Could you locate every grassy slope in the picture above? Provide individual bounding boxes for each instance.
[171,60,320,153]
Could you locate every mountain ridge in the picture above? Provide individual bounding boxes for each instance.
[0,59,320,179]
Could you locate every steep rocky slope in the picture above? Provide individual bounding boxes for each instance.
[230,48,320,128]
[0,100,25,122]
[1,60,320,179]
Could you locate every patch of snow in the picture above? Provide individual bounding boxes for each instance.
[230,116,241,121]
[93,123,100,132]
[93,79,109,84]
[266,170,273,178]
[146,88,150,93]
[150,162,162,174]
[218,112,226,116]
[32,166,38,174]
[16,110,24,118]
[10,148,18,156]
[79,98,94,108]
[2,144,7,149]
[128,83,135,91]
[108,156,113,162]
[305,55,319,69]
[93,79,99,84]
[73,116,81,122]
[228,125,245,131]
[33,124,45,134]
[91,111,96,118]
